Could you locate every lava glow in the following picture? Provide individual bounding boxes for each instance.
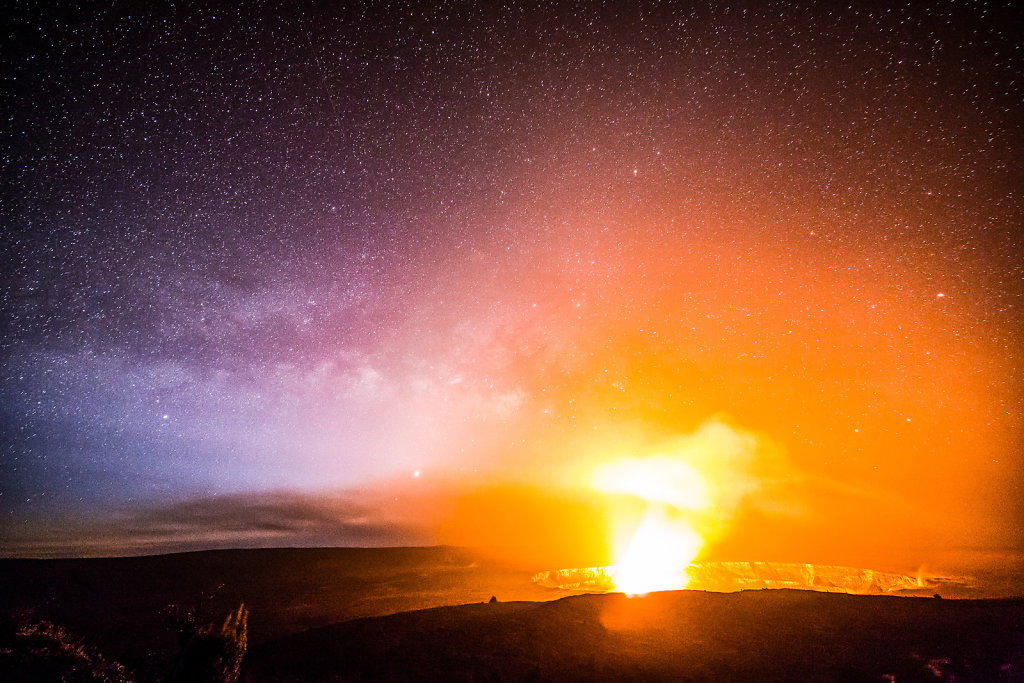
[593,454,713,595]
[610,506,703,595]
[532,562,956,596]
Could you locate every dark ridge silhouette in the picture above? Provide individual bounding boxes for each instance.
[247,590,1024,682]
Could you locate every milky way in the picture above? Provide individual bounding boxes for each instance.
[2,1,1021,558]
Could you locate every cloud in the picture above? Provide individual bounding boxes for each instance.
[1,491,432,558]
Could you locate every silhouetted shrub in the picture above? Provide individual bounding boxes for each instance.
[161,583,225,651]
[167,604,247,683]
[0,611,133,682]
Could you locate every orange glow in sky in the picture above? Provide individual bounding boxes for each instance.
[592,447,710,593]
[4,3,1020,574]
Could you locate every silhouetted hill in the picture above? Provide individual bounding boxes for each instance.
[248,590,1024,681]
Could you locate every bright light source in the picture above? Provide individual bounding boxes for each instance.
[611,507,702,595]
[593,456,710,595]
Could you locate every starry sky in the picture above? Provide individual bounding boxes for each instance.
[2,1,1022,561]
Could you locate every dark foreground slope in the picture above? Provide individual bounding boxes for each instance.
[0,547,559,678]
[249,590,1024,682]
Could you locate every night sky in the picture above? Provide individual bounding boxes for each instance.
[2,1,1022,561]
